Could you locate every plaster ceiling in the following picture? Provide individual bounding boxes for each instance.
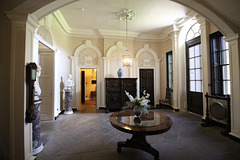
[58,0,190,37]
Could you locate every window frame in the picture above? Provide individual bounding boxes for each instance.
[210,31,230,96]
[186,36,203,93]
[166,51,173,90]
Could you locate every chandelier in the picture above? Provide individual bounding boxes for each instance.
[118,9,135,67]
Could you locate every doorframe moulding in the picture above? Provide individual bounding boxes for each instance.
[71,40,103,110]
[136,44,160,106]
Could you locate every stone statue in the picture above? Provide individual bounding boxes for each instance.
[64,74,74,91]
[34,65,42,100]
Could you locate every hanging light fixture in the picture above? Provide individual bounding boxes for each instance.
[118,9,135,67]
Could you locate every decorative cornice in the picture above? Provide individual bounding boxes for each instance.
[136,34,169,42]
[224,33,239,42]
[176,10,198,28]
[164,25,180,35]
[7,12,28,21]
[99,29,138,38]
[52,10,187,42]
[53,10,71,33]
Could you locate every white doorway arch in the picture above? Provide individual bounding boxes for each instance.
[136,44,160,106]
[71,40,103,110]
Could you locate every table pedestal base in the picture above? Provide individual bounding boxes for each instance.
[117,134,159,160]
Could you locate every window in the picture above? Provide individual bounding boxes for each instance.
[166,51,173,89]
[187,38,202,92]
[186,23,201,41]
[210,31,230,95]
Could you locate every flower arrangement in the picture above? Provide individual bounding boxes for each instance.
[123,90,150,114]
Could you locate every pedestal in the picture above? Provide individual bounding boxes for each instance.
[64,89,73,114]
[32,99,44,155]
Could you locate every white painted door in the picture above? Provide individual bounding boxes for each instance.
[39,51,54,120]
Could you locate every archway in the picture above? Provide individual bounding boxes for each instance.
[135,44,160,106]
[71,40,103,110]
[5,0,240,160]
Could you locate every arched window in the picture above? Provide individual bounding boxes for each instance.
[185,22,203,115]
[186,22,201,41]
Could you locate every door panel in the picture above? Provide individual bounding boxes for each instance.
[186,37,203,115]
[39,52,53,120]
[140,69,154,106]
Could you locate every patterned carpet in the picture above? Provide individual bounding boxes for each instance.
[37,108,240,160]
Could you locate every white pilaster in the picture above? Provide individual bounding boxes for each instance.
[103,57,109,108]
[170,26,180,109]
[155,59,161,105]
[225,34,240,139]
[7,13,38,160]
[97,57,104,108]
[132,58,137,78]
[32,35,39,63]
[70,56,78,109]
[198,18,210,119]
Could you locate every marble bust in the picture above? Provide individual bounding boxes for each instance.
[64,74,74,91]
[34,65,41,100]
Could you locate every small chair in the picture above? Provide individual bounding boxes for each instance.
[159,88,172,108]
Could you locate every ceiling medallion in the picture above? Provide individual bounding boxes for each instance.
[118,8,135,21]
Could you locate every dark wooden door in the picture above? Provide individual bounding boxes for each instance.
[81,71,85,104]
[186,37,203,115]
[140,69,154,106]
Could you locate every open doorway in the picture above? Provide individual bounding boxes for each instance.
[80,68,97,112]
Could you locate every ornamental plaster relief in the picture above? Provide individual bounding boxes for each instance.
[139,51,155,67]
[36,25,53,46]
[78,48,98,65]
[136,44,158,67]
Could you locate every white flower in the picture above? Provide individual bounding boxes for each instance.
[146,93,150,98]
[123,90,151,114]
[125,91,135,102]
[143,90,146,95]
[140,99,150,106]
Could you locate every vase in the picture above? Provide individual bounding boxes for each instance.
[117,68,124,78]
[134,108,142,117]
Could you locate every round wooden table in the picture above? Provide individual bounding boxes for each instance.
[109,110,172,160]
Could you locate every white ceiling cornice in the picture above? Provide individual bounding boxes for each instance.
[53,10,175,41]
[53,10,71,33]
[99,29,139,38]
[136,34,169,42]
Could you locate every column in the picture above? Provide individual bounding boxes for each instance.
[225,34,240,139]
[198,18,210,119]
